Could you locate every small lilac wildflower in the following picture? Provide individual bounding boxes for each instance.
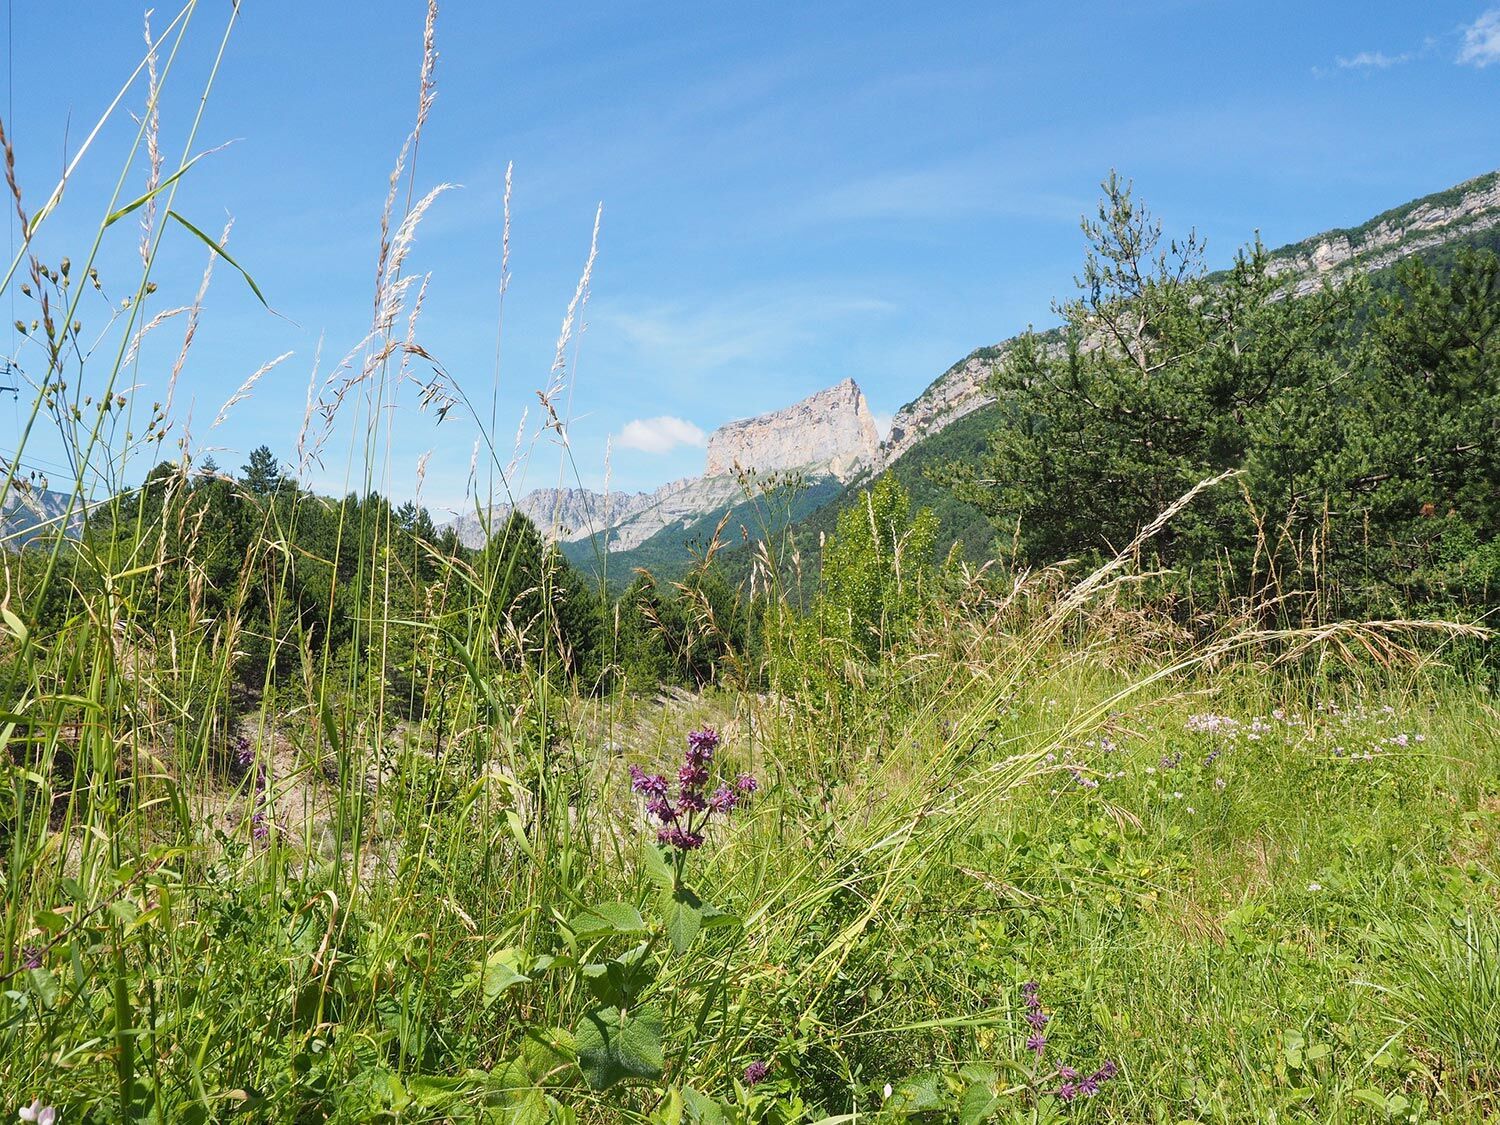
[1056,1061,1117,1103]
[248,765,272,842]
[234,735,254,773]
[1026,1009,1049,1030]
[629,765,669,798]
[631,729,757,852]
[1027,1033,1047,1054]
[19,1102,56,1125]
[709,785,738,813]
[686,726,719,763]
[743,1059,771,1086]
[1159,752,1182,770]
[1186,713,1240,735]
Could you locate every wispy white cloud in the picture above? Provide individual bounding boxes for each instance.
[615,415,707,454]
[1336,50,1410,69]
[871,411,894,440]
[1458,8,1500,66]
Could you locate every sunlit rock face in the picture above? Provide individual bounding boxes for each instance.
[705,377,880,482]
[448,378,881,552]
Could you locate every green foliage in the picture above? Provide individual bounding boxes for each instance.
[815,475,938,659]
[941,175,1499,623]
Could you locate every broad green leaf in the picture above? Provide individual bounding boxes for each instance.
[481,948,531,1006]
[1349,1088,1390,1110]
[641,841,675,891]
[574,1004,665,1090]
[661,885,703,954]
[682,1086,728,1125]
[700,901,740,931]
[0,605,28,642]
[582,942,655,1007]
[489,1087,549,1125]
[26,966,60,1009]
[888,1072,944,1114]
[519,1026,577,1087]
[569,902,646,939]
[658,1087,685,1125]
[958,1080,1001,1125]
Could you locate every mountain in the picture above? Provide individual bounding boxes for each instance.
[749,168,1500,589]
[877,170,1500,475]
[486,168,1500,587]
[0,474,83,548]
[446,378,881,560]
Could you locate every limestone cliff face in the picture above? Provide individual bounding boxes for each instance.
[705,377,880,481]
[878,170,1500,471]
[881,351,1003,470]
[1,475,84,548]
[1268,172,1500,296]
[449,379,880,552]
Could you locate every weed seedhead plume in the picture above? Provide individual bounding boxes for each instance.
[138,9,164,268]
[211,351,293,430]
[540,203,601,438]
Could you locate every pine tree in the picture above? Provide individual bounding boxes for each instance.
[240,445,282,496]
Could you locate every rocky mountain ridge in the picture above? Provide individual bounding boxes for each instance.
[1,473,84,548]
[447,378,881,552]
[877,169,1500,471]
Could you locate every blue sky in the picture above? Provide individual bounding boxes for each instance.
[3,1,1499,516]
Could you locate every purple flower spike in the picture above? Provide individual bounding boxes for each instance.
[1056,1082,1078,1101]
[1096,1060,1118,1080]
[735,773,758,795]
[710,785,738,813]
[686,727,720,764]
[645,796,677,822]
[1057,1065,1078,1081]
[678,763,709,791]
[1079,1076,1100,1096]
[658,827,704,851]
[1027,1033,1046,1054]
[631,767,669,797]
[743,1059,771,1086]
[1026,1009,1049,1030]
[21,945,42,970]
